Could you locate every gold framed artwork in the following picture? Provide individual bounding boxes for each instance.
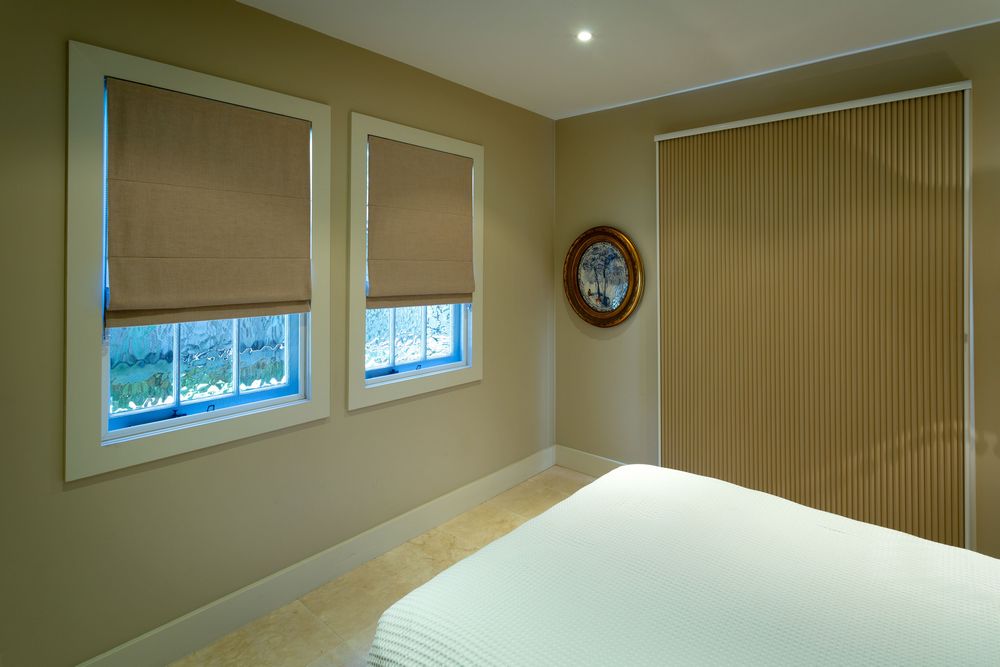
[562,226,643,327]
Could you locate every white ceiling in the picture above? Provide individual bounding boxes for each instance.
[239,0,1000,119]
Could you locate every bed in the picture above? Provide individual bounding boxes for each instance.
[368,464,1000,665]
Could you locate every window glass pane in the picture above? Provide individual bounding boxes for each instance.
[179,319,234,401]
[108,324,174,414]
[365,308,391,370]
[426,305,455,359]
[239,315,288,391]
[393,306,423,364]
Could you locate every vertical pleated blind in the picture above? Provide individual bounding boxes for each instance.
[659,91,965,545]
[106,78,312,326]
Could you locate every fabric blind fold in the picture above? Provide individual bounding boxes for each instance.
[105,78,311,326]
[366,135,473,309]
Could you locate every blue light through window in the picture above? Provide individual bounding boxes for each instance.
[108,314,300,431]
[364,304,465,379]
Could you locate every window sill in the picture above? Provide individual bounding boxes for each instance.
[102,391,305,446]
[349,363,481,410]
[69,396,326,480]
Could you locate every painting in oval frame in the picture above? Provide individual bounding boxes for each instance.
[562,226,643,327]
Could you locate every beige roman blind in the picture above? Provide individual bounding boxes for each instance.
[366,135,474,309]
[659,91,966,546]
[105,78,311,326]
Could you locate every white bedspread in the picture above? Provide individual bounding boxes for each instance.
[368,464,1000,666]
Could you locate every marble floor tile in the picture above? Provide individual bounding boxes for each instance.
[437,501,526,551]
[407,527,477,571]
[305,639,367,667]
[170,601,341,667]
[300,542,435,638]
[487,481,569,519]
[341,623,379,662]
[531,465,596,495]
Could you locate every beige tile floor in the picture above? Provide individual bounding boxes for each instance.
[170,465,595,667]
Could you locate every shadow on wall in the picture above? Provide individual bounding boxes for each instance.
[654,52,966,140]
[564,295,643,341]
[976,430,1000,459]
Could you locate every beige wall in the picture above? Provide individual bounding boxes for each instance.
[0,2,554,665]
[4,4,1000,664]
[555,22,1000,558]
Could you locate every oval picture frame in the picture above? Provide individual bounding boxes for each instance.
[562,226,643,327]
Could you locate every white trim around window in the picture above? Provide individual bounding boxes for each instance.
[348,113,484,410]
[65,42,331,481]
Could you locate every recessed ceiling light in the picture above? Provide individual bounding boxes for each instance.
[576,30,593,43]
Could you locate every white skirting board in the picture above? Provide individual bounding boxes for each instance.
[553,444,624,478]
[79,445,622,667]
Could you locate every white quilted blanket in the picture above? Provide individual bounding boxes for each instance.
[368,464,1000,665]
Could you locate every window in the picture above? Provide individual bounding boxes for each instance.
[365,304,469,381]
[348,114,483,409]
[106,315,302,437]
[66,42,331,480]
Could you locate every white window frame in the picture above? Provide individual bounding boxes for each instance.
[348,113,484,410]
[65,42,331,481]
